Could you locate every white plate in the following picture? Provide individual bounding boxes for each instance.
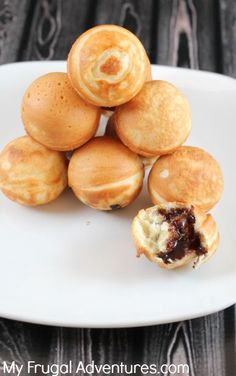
[0,62,235,328]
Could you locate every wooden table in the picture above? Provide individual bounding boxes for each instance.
[0,1,235,375]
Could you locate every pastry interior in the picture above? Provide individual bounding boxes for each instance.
[135,205,208,267]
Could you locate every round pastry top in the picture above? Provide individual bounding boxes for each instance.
[67,25,148,107]
[115,80,192,157]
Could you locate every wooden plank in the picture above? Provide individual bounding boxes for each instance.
[142,311,228,375]
[0,319,53,370]
[0,0,31,64]
[142,322,194,375]
[153,0,221,71]
[189,312,226,375]
[219,0,236,77]
[20,0,96,60]
[192,0,222,72]
[151,0,175,65]
[153,0,199,67]
[48,328,93,376]
[47,327,143,375]
[52,0,96,60]
[21,0,63,60]
[0,308,235,376]
[224,306,236,375]
[0,320,29,370]
[142,323,177,366]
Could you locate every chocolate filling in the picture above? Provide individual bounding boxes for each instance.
[158,207,207,264]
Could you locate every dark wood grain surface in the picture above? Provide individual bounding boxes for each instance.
[0,1,235,375]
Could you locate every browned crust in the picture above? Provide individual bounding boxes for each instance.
[67,24,149,107]
[22,72,101,151]
[148,146,224,212]
[68,136,144,210]
[114,80,191,157]
[0,136,68,206]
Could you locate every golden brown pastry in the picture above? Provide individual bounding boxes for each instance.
[0,136,67,206]
[104,115,158,167]
[132,202,219,269]
[114,80,191,157]
[100,54,151,118]
[148,146,224,212]
[67,24,150,107]
[68,136,144,210]
[22,72,101,151]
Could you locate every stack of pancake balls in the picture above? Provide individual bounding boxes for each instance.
[0,25,223,270]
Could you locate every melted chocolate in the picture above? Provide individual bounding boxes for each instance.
[158,208,207,264]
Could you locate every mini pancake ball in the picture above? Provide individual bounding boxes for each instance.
[132,202,219,269]
[104,115,158,168]
[67,24,150,107]
[0,136,67,206]
[21,72,101,151]
[114,80,191,157]
[148,146,224,212]
[68,136,144,210]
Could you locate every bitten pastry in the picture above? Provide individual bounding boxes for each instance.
[132,203,219,269]
[22,72,101,151]
[104,116,158,168]
[0,136,67,206]
[114,80,191,157]
[68,136,144,210]
[67,24,150,107]
[148,146,224,212]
